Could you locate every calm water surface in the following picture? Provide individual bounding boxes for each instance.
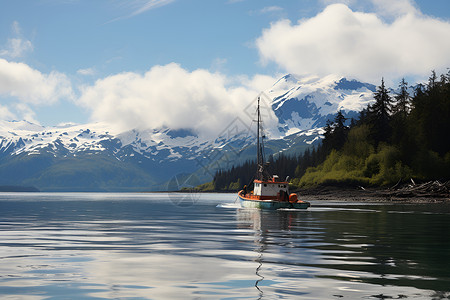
[0,192,449,299]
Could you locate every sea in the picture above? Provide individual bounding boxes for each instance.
[0,192,449,299]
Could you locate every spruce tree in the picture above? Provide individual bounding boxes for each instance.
[392,78,410,119]
[332,110,348,150]
[322,119,334,153]
[427,70,437,91]
[391,78,412,157]
[367,78,393,145]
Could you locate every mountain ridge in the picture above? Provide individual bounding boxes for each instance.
[0,74,376,191]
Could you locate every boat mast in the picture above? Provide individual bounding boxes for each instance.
[256,97,265,180]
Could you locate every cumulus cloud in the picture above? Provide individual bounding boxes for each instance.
[256,3,450,83]
[369,0,418,18]
[0,58,74,105]
[319,0,419,18]
[78,63,278,137]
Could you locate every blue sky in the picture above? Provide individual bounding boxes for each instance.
[1,0,321,77]
[1,0,450,133]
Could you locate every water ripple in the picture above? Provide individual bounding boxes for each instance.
[1,194,449,299]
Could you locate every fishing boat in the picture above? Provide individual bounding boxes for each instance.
[238,96,310,210]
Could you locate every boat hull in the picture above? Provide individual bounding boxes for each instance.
[238,192,310,210]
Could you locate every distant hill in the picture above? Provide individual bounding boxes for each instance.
[0,185,40,192]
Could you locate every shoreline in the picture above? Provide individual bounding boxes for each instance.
[295,185,450,203]
[191,182,450,204]
[1,186,448,203]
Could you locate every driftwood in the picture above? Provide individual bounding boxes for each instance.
[385,180,450,198]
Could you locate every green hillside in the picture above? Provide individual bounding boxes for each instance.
[203,71,450,191]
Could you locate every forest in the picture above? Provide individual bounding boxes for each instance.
[197,71,450,191]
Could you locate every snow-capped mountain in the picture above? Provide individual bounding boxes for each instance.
[0,120,256,166]
[267,74,375,135]
[0,74,376,191]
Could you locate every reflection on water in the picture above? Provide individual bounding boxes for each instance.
[0,193,449,299]
[237,204,450,299]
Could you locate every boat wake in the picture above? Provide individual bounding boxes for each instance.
[277,208,309,211]
[216,203,241,209]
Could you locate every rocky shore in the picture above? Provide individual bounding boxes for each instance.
[296,180,450,203]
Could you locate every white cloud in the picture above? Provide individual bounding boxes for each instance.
[14,103,39,124]
[0,105,16,120]
[210,58,227,72]
[319,0,419,18]
[11,21,21,35]
[256,3,450,83]
[109,0,175,22]
[320,0,354,4]
[0,21,33,58]
[369,0,418,18]
[259,6,283,14]
[237,73,280,93]
[129,0,175,16]
[0,38,33,58]
[78,63,277,137]
[77,67,96,76]
[0,58,74,105]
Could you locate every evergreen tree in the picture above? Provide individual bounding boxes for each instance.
[392,78,410,119]
[424,71,450,156]
[391,78,411,151]
[321,111,349,152]
[414,83,425,99]
[357,108,369,126]
[332,110,348,150]
[210,71,450,190]
[322,119,334,153]
[367,78,393,145]
[427,70,438,91]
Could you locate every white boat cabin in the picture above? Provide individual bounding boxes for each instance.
[253,175,289,196]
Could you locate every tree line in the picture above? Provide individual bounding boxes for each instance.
[296,70,450,187]
[207,154,296,191]
[198,70,450,191]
